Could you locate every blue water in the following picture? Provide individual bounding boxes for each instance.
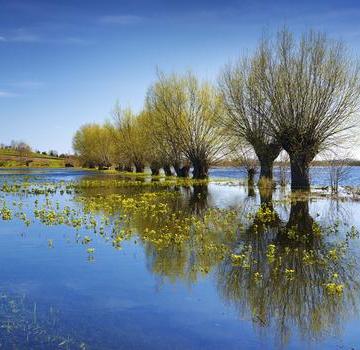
[210,166,360,187]
[0,168,359,349]
[1,166,359,186]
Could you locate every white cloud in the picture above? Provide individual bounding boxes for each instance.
[99,15,143,25]
[0,29,90,45]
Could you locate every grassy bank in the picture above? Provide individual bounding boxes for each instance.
[0,149,67,168]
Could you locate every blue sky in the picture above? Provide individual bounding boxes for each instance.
[1,0,360,153]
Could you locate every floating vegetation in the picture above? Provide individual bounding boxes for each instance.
[1,205,12,220]
[1,172,360,347]
[325,282,344,295]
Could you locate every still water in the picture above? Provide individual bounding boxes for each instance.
[0,168,360,349]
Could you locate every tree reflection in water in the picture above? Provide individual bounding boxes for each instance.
[139,184,237,284]
[75,179,360,346]
[217,194,360,346]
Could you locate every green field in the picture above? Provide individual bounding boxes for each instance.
[0,149,66,168]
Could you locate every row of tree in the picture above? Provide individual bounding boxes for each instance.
[73,73,226,178]
[73,28,360,190]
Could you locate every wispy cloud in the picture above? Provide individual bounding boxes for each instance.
[98,15,143,25]
[10,80,44,89]
[12,33,41,43]
[56,37,91,45]
[0,80,44,98]
[0,28,41,43]
[0,32,90,45]
[0,91,18,98]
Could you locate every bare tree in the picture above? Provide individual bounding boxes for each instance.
[254,29,360,190]
[329,159,350,194]
[229,141,258,187]
[10,140,32,159]
[219,57,281,184]
[326,152,351,194]
[16,142,32,160]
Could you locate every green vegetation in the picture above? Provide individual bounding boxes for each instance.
[1,174,359,346]
[0,146,69,168]
[72,28,360,190]
[0,289,85,349]
[73,73,226,179]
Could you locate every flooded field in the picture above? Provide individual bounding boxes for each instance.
[0,168,360,349]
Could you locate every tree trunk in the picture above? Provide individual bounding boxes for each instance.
[248,186,255,197]
[247,168,255,187]
[258,158,274,181]
[173,162,181,177]
[163,165,173,176]
[192,159,209,179]
[98,163,110,170]
[124,164,133,172]
[150,165,160,176]
[180,164,190,177]
[134,162,145,173]
[174,162,190,178]
[289,154,311,191]
[253,143,281,186]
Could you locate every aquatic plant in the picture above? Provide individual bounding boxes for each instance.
[1,205,12,220]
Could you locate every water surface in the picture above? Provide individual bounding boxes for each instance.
[0,168,360,349]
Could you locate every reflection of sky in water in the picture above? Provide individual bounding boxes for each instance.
[1,165,360,185]
[0,169,360,349]
[211,166,360,187]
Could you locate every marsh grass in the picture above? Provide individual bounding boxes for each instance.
[0,290,85,349]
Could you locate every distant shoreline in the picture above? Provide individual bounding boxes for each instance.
[2,163,360,170]
[0,150,75,169]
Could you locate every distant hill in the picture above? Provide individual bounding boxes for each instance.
[0,149,75,168]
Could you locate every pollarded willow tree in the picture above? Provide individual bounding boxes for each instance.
[254,29,360,190]
[177,73,227,178]
[146,72,191,177]
[112,105,147,173]
[146,71,226,179]
[72,123,113,169]
[141,110,174,176]
[219,56,282,183]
